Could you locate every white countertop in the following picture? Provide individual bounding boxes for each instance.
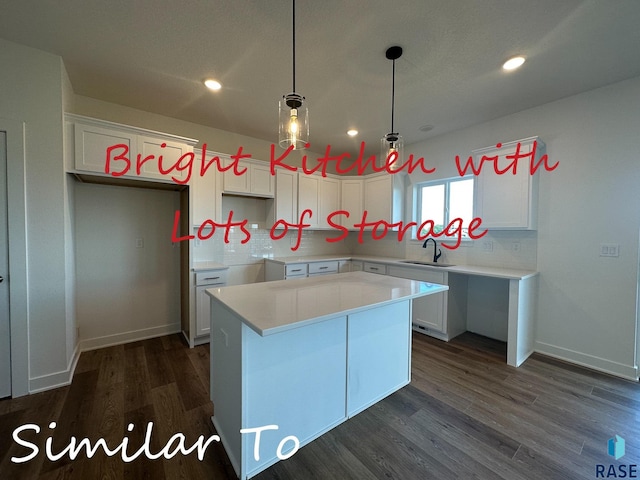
[263,254,537,280]
[206,271,448,336]
[192,261,228,272]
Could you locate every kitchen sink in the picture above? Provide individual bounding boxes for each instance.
[398,260,454,268]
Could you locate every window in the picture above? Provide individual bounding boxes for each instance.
[415,177,474,239]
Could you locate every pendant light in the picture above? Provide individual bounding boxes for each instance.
[279,0,309,150]
[381,46,403,171]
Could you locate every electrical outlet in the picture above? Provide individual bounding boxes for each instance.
[482,240,493,252]
[600,243,619,257]
[194,238,202,247]
[135,237,144,248]
[512,241,521,252]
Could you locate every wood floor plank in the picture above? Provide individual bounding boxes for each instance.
[123,345,152,413]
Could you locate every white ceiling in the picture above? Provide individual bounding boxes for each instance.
[2,0,640,157]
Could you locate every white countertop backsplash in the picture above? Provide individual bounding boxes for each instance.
[193,224,537,272]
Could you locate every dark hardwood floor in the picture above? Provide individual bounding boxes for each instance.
[1,332,639,479]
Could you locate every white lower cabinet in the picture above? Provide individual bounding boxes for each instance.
[265,260,340,280]
[350,261,363,272]
[195,269,228,337]
[285,263,308,279]
[387,265,462,341]
[363,262,387,275]
[308,261,339,276]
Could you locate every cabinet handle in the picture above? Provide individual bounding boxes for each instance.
[204,276,220,281]
[370,267,378,271]
[319,266,328,270]
[291,269,302,272]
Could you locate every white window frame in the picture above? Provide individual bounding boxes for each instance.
[412,176,475,241]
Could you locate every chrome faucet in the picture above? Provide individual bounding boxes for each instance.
[422,238,442,263]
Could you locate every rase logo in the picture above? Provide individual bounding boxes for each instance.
[596,435,637,478]
[609,435,626,461]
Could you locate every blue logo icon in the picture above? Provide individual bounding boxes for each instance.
[608,435,625,460]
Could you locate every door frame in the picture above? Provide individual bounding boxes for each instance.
[1,118,29,397]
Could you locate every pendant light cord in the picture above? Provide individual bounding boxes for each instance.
[292,0,296,93]
[391,58,395,133]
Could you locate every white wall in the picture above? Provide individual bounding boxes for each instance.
[397,75,640,378]
[74,183,181,348]
[0,38,73,392]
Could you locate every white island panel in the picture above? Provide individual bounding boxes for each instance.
[347,300,411,416]
[242,316,347,477]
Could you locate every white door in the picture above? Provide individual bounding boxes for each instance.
[0,131,10,398]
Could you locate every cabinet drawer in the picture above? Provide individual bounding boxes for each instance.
[285,264,308,277]
[364,262,387,275]
[308,261,338,275]
[195,269,228,286]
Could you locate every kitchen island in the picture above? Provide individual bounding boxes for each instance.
[206,271,448,479]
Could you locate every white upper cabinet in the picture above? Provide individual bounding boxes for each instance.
[340,178,364,230]
[222,158,275,198]
[250,163,275,197]
[297,173,342,229]
[191,151,222,225]
[137,135,193,182]
[67,114,197,184]
[473,137,543,230]
[269,169,299,225]
[297,174,321,228]
[318,176,341,229]
[363,173,404,227]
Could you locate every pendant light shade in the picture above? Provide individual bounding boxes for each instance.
[381,46,404,171]
[279,0,309,150]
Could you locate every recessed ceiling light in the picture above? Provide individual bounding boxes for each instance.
[204,79,222,91]
[347,129,358,137]
[419,125,434,133]
[503,56,526,71]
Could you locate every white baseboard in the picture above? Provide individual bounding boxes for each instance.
[28,323,181,394]
[29,342,81,394]
[78,323,181,352]
[535,341,638,381]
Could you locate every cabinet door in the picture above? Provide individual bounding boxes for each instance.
[250,163,275,197]
[473,138,540,229]
[411,277,446,332]
[387,266,447,333]
[191,160,221,225]
[338,260,351,273]
[74,122,137,175]
[222,157,250,194]
[364,175,390,222]
[273,169,298,224]
[137,136,192,182]
[298,174,321,228]
[341,179,364,229]
[196,285,211,336]
[319,176,341,228]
